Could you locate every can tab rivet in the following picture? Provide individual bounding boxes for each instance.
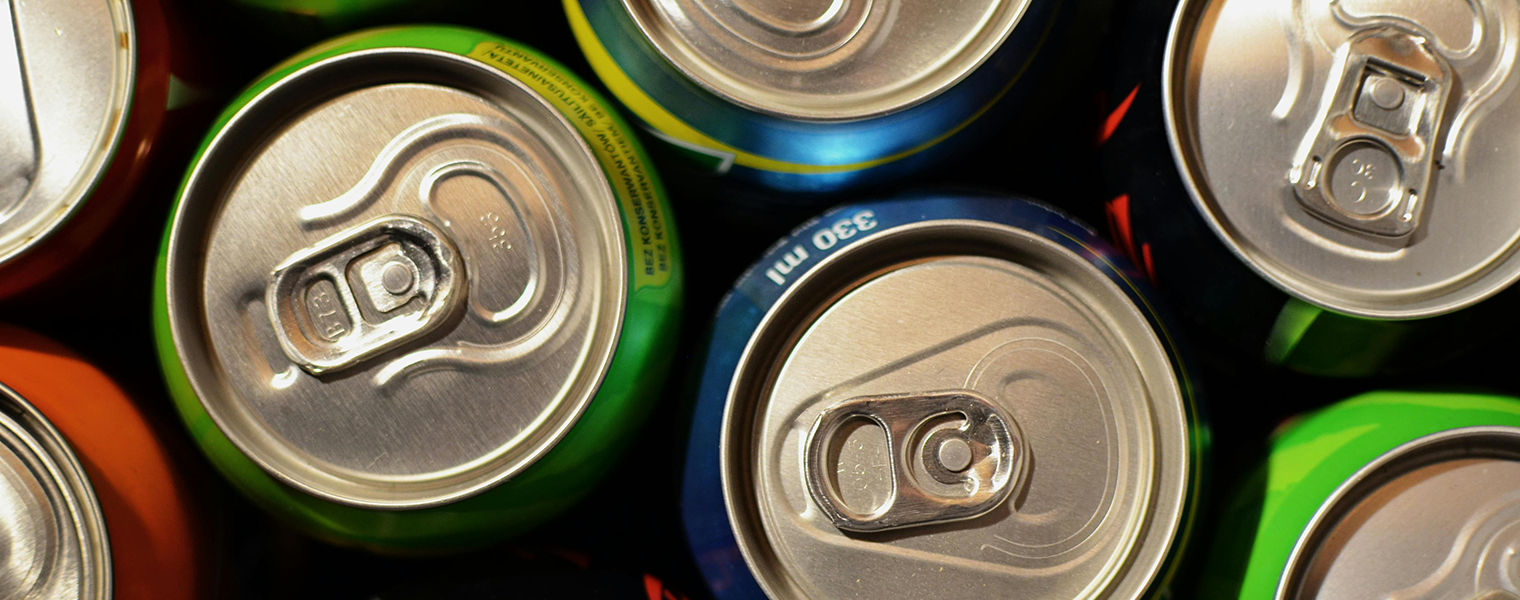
[267,216,464,375]
[1288,27,1453,238]
[803,390,1022,532]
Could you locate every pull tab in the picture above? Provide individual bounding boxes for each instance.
[803,390,1021,532]
[0,0,37,211]
[267,216,464,375]
[1289,27,1453,237]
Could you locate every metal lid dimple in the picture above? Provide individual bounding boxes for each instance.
[1280,427,1520,600]
[0,384,110,600]
[622,0,1032,120]
[1166,0,1520,318]
[723,222,1190,599]
[0,0,134,265]
[165,50,627,509]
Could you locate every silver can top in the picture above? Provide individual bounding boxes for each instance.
[0,0,135,265]
[164,49,627,509]
[723,219,1192,598]
[621,0,1031,120]
[0,384,110,600]
[1280,426,1520,600]
[1165,0,1520,318]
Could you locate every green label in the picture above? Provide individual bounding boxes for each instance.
[468,41,672,290]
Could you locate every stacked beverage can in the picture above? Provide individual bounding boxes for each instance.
[1098,0,1520,377]
[565,0,1098,193]
[155,26,683,551]
[0,0,174,298]
[683,193,1205,599]
[0,326,209,600]
[1201,391,1520,599]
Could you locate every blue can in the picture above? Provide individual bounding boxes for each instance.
[564,0,1090,193]
[681,193,1206,599]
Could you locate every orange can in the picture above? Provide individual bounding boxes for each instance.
[0,0,173,298]
[0,326,206,599]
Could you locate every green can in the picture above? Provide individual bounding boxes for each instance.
[1201,391,1520,598]
[153,26,683,551]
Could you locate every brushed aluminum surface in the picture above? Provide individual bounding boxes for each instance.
[165,50,626,509]
[1166,0,1520,318]
[0,384,109,600]
[723,223,1189,599]
[1279,427,1520,600]
[621,0,1033,120]
[0,0,133,265]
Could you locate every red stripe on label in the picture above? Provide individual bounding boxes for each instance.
[1097,84,1141,146]
[1105,194,1138,266]
[645,574,662,600]
[1142,242,1156,283]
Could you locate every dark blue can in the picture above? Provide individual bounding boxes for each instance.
[564,0,1098,193]
[680,193,1205,599]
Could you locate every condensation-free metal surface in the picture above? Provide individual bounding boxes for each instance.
[1281,427,1520,600]
[0,0,133,265]
[166,51,626,509]
[622,0,1032,120]
[0,384,109,600]
[1166,0,1520,318]
[725,223,1190,599]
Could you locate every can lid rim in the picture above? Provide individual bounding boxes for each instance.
[164,47,628,510]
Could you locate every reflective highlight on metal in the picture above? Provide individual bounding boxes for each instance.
[682,194,1203,600]
[0,383,109,600]
[1289,27,1452,237]
[1280,427,1520,600]
[803,390,1021,532]
[0,0,134,266]
[565,0,1065,191]
[267,216,464,375]
[1165,0,1520,318]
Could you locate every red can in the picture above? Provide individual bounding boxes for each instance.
[0,326,207,599]
[0,0,173,298]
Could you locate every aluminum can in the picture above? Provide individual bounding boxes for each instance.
[0,325,207,600]
[1097,0,1520,377]
[565,0,1087,193]
[1198,391,1520,599]
[682,193,1205,599]
[0,0,172,298]
[154,26,683,551]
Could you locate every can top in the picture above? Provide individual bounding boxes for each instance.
[1165,0,1520,318]
[1279,426,1520,600]
[0,0,135,265]
[0,384,110,600]
[722,218,1191,598]
[164,48,627,509]
[621,0,1031,120]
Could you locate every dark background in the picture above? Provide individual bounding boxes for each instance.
[3,1,1514,598]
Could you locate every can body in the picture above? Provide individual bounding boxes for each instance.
[155,26,683,551]
[682,193,1205,599]
[565,0,1090,194]
[0,325,208,600]
[1199,391,1520,599]
[1095,0,1520,377]
[0,0,172,299]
